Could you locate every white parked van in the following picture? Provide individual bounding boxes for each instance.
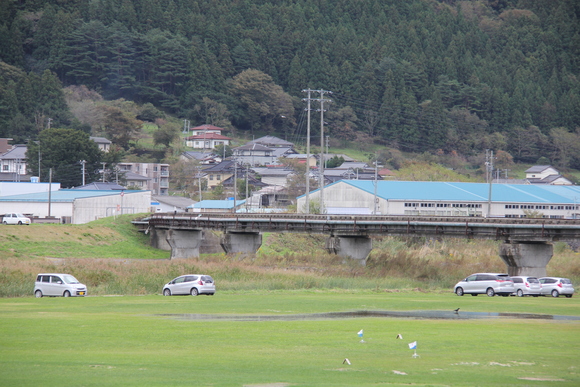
[34,273,87,298]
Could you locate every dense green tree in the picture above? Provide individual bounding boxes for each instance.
[26,128,102,187]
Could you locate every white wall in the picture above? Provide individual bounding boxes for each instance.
[73,191,151,223]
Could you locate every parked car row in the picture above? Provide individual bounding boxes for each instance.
[454,273,575,298]
[33,273,216,298]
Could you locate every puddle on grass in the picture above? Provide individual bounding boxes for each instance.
[157,310,580,321]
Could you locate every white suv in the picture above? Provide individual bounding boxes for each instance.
[454,273,515,297]
[34,273,87,297]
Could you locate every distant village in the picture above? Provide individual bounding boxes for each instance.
[0,124,578,224]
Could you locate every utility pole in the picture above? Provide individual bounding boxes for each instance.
[485,149,494,217]
[183,119,190,133]
[101,162,107,182]
[302,89,314,214]
[233,159,237,213]
[80,160,86,186]
[316,89,332,215]
[47,118,52,129]
[373,153,378,215]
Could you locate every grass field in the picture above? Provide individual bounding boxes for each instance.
[1,291,579,386]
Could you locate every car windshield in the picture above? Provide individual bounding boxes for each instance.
[16,213,26,217]
[528,278,539,283]
[61,275,80,284]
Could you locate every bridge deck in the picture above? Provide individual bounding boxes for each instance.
[137,213,580,242]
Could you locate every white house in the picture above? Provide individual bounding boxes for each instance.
[525,165,572,185]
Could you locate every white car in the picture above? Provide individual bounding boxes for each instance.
[539,277,575,298]
[34,273,87,297]
[2,213,31,225]
[454,273,515,297]
[511,276,542,297]
[163,274,215,296]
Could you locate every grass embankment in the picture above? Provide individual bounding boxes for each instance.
[1,215,579,297]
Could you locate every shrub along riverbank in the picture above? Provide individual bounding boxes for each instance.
[1,215,579,297]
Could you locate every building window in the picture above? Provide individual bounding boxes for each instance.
[217,175,221,180]
[209,175,214,180]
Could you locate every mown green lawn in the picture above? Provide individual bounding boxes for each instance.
[1,292,579,386]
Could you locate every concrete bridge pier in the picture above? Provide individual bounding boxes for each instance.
[150,227,171,251]
[165,229,204,259]
[220,231,262,258]
[326,235,372,265]
[499,242,553,277]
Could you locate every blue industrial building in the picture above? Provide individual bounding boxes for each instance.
[297,180,580,218]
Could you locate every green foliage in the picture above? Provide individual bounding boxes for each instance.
[0,0,579,165]
[26,128,102,186]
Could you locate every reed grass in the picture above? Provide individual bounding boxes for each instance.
[1,216,579,297]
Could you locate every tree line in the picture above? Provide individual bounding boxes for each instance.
[0,0,579,168]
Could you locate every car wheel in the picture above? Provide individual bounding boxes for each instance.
[455,287,464,296]
[63,290,71,297]
[517,289,524,297]
[551,289,559,298]
[17,221,22,225]
[163,289,171,296]
[35,290,43,298]
[2,221,7,225]
[190,288,199,296]
[486,288,495,297]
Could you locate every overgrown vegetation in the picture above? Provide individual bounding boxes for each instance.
[1,216,579,297]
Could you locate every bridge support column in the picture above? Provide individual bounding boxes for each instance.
[499,242,553,277]
[220,232,262,257]
[326,236,372,265]
[166,229,203,259]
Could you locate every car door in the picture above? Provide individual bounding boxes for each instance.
[462,275,477,293]
[172,276,187,295]
[50,275,65,296]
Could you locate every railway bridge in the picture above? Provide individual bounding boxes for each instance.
[135,213,580,277]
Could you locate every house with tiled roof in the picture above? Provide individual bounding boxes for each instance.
[525,165,572,185]
[185,132,231,149]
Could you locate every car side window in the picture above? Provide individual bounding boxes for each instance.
[184,276,195,282]
[466,275,476,282]
[51,276,62,284]
[42,276,50,283]
[513,278,523,283]
[174,277,185,284]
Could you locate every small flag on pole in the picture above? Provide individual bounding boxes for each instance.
[358,329,365,342]
[409,341,419,358]
[343,358,351,365]
[396,334,403,339]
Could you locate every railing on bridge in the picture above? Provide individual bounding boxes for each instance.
[136,213,580,242]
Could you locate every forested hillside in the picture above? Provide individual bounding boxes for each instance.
[1,0,579,168]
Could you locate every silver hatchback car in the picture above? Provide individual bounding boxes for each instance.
[511,276,542,297]
[163,274,215,296]
[34,273,87,297]
[538,277,574,298]
[454,273,515,297]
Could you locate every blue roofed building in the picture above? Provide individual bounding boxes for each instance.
[297,180,580,219]
[187,199,246,213]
